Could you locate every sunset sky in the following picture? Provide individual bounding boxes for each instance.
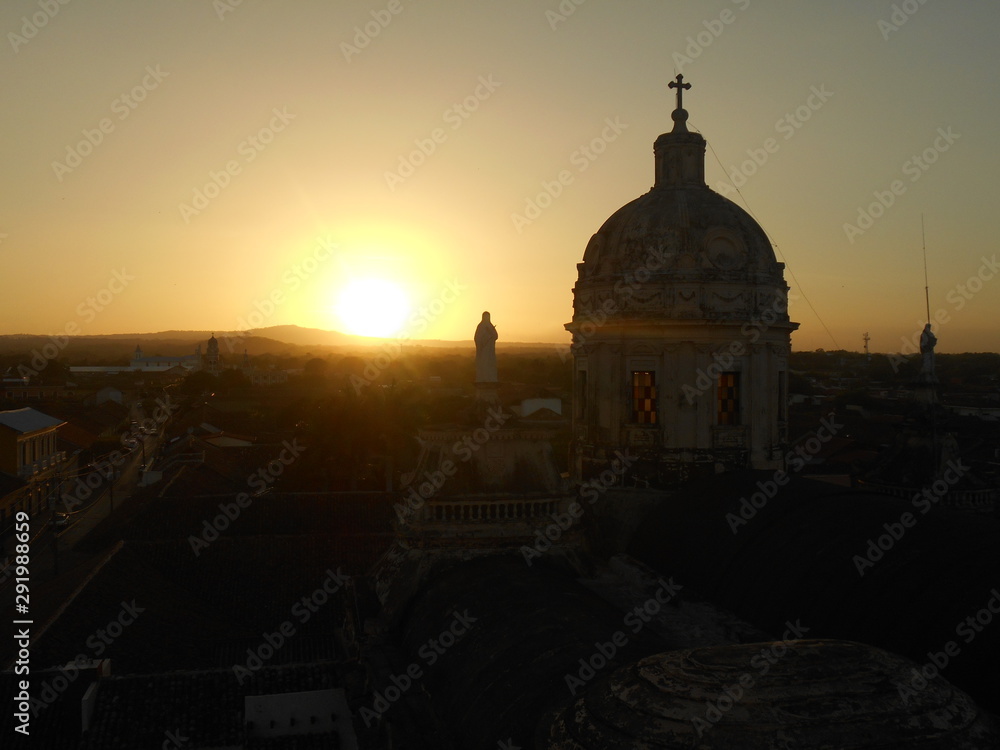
[2,0,998,353]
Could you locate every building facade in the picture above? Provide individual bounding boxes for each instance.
[0,407,66,532]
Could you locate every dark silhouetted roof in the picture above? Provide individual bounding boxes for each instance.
[26,538,352,675]
[628,471,1000,713]
[395,555,671,747]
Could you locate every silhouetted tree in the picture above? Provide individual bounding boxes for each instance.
[179,371,217,396]
[303,357,329,381]
[218,368,250,394]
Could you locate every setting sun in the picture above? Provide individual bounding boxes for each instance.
[334,278,411,338]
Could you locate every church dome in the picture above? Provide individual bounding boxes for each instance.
[577,186,784,306]
[564,77,797,483]
[580,186,781,285]
[572,78,789,322]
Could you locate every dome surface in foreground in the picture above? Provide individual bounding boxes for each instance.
[543,639,1000,749]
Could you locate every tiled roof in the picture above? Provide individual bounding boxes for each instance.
[37,401,128,436]
[0,407,64,434]
[25,537,367,675]
[57,421,99,450]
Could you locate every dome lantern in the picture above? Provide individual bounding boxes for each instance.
[654,74,707,188]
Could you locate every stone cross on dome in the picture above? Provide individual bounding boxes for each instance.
[668,74,691,111]
[667,74,692,132]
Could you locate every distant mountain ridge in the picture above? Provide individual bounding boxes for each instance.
[58,325,360,347]
[0,325,524,364]
[0,326,565,365]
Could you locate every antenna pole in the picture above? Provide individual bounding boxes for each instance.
[922,215,930,325]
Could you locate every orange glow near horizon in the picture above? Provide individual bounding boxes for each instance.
[0,3,998,353]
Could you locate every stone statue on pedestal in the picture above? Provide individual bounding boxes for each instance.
[475,311,498,383]
[919,323,937,379]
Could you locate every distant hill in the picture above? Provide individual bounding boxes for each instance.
[245,325,484,349]
[246,325,355,347]
[250,326,554,350]
[0,325,565,366]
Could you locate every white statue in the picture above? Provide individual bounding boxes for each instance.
[474,311,498,383]
[919,323,937,377]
